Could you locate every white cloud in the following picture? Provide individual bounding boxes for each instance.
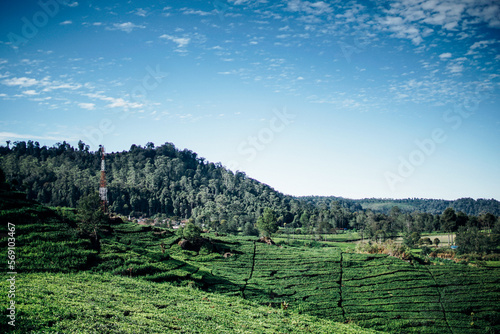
[181,8,213,16]
[439,52,452,59]
[447,63,464,73]
[467,2,500,28]
[42,82,82,91]
[66,2,78,7]
[378,0,500,45]
[85,93,143,110]
[2,77,39,87]
[470,40,495,50]
[78,103,95,110]
[60,20,73,25]
[379,16,423,45]
[134,8,148,17]
[286,0,332,16]
[228,0,267,4]
[466,39,496,55]
[160,34,191,48]
[109,22,146,33]
[22,90,39,95]
[0,132,67,142]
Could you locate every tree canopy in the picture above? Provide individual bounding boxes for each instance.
[256,208,278,237]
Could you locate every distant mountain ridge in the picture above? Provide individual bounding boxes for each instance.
[300,196,500,216]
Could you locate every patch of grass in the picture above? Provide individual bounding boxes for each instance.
[1,187,499,334]
[0,272,382,334]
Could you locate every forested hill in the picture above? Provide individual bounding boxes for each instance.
[0,141,313,227]
[0,140,499,228]
[301,196,500,216]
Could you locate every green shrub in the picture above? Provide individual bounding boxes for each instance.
[483,253,500,261]
[420,246,432,256]
[243,222,259,236]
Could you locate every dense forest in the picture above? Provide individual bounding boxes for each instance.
[303,196,500,216]
[1,140,499,247]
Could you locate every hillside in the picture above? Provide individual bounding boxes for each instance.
[2,140,500,257]
[2,141,499,225]
[1,185,499,333]
[0,183,380,334]
[0,272,381,334]
[0,140,298,221]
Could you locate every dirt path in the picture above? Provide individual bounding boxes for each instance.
[338,251,346,322]
[241,241,257,299]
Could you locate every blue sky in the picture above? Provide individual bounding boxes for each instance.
[1,0,499,200]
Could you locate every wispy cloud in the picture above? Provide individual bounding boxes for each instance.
[285,0,332,16]
[42,82,82,92]
[160,34,191,48]
[466,39,497,55]
[133,8,149,17]
[181,8,214,16]
[60,20,73,25]
[85,93,143,110]
[108,22,146,33]
[0,132,69,142]
[378,0,500,45]
[2,77,39,87]
[439,52,452,60]
[78,102,95,110]
[378,16,424,45]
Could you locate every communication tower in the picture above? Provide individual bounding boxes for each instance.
[99,146,108,213]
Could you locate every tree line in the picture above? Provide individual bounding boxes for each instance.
[0,140,499,254]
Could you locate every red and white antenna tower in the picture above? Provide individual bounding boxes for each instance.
[99,146,108,213]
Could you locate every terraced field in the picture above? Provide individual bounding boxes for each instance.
[201,238,500,334]
[342,254,447,332]
[1,190,498,334]
[205,239,342,318]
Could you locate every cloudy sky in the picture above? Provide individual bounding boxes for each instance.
[0,0,499,200]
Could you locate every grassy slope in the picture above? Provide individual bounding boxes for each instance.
[0,272,381,334]
[1,186,499,333]
[0,186,381,333]
[202,238,500,334]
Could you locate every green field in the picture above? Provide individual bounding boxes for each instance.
[1,188,499,333]
[0,272,385,334]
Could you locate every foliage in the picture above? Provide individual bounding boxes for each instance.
[419,237,432,245]
[403,231,421,248]
[76,192,107,240]
[243,221,259,236]
[353,197,500,216]
[455,226,494,254]
[183,222,201,241]
[0,141,299,225]
[434,237,441,247]
[356,241,413,261]
[256,207,278,237]
[420,245,432,256]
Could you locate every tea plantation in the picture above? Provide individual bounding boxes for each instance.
[1,187,499,333]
